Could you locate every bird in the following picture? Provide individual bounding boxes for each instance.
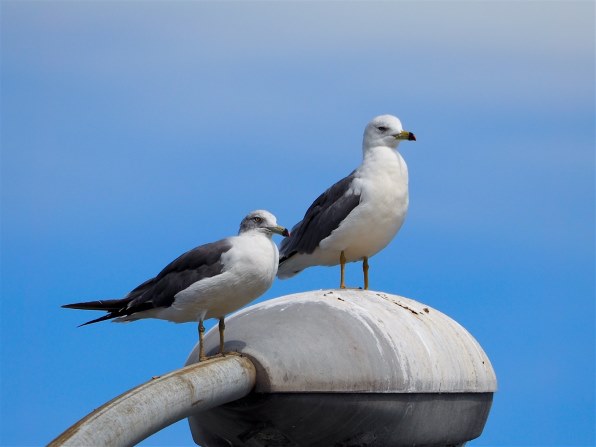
[63,210,289,361]
[277,115,416,290]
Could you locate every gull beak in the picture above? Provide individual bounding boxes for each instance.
[395,130,416,141]
[269,225,290,237]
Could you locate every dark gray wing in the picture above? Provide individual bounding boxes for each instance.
[280,171,361,262]
[62,238,233,325]
[127,238,233,308]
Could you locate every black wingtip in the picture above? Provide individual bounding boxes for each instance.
[77,313,117,327]
[62,300,125,326]
[62,301,102,310]
[61,298,127,311]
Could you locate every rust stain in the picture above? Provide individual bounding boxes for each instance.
[375,293,421,315]
[393,301,419,315]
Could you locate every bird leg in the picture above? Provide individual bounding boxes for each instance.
[340,250,346,289]
[363,256,369,290]
[198,320,206,362]
[218,317,226,356]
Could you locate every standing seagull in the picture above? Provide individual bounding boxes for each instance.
[63,210,289,361]
[278,115,416,289]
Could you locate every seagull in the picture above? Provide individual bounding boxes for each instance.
[277,115,416,289]
[63,210,289,361]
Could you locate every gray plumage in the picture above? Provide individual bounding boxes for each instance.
[279,171,360,261]
[63,210,289,329]
[63,239,233,326]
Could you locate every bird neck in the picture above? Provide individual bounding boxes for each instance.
[362,144,399,163]
[358,145,407,182]
[241,229,273,240]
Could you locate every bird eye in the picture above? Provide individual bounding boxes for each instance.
[377,126,388,132]
[252,216,263,223]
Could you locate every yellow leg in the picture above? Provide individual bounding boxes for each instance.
[198,320,206,362]
[340,250,346,289]
[363,257,369,290]
[218,317,226,355]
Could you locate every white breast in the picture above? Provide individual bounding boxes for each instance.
[318,147,409,263]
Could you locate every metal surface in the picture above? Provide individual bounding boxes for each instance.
[49,355,255,447]
[186,289,497,446]
[190,392,492,446]
[186,289,497,393]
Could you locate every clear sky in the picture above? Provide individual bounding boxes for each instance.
[1,1,594,446]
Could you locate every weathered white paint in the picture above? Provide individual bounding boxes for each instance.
[49,355,255,447]
[187,289,497,393]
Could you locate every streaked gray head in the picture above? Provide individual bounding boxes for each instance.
[363,115,416,151]
[239,210,290,238]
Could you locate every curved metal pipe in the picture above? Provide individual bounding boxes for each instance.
[49,355,255,447]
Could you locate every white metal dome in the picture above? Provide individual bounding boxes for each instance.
[187,289,497,446]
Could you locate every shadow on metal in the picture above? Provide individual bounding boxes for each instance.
[193,392,492,447]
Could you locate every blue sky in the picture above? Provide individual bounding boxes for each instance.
[1,1,594,445]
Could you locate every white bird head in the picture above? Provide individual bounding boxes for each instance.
[239,210,290,238]
[362,115,416,151]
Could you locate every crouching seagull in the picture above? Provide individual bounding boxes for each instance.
[63,210,289,361]
[277,115,416,290]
